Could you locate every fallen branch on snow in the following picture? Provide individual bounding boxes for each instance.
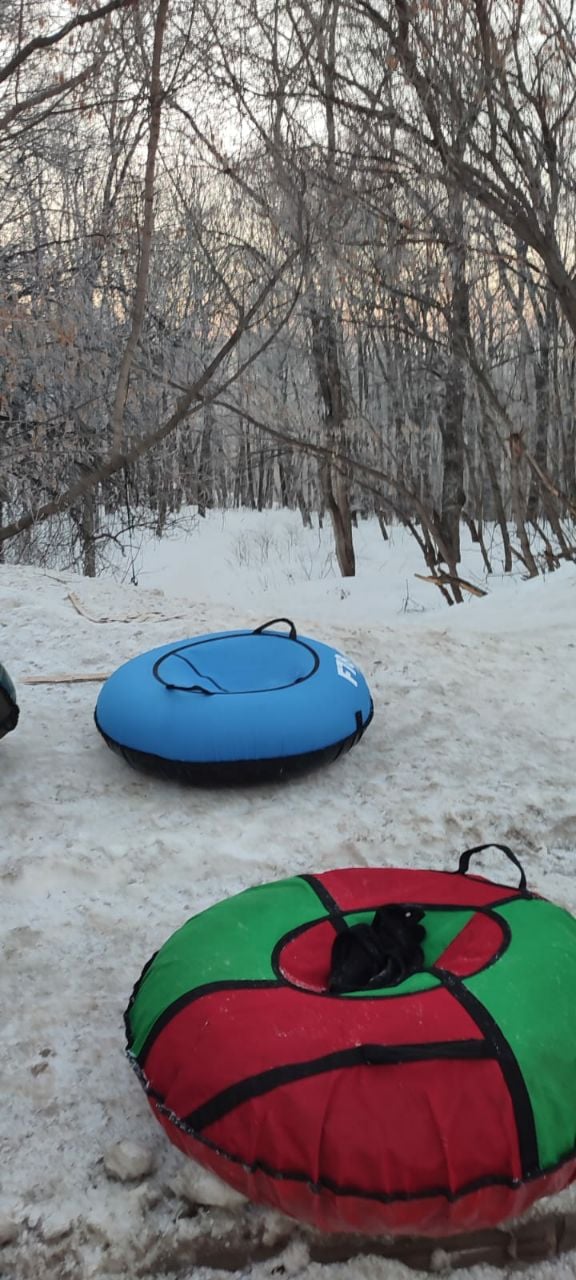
[67,591,186,624]
[415,573,488,598]
[21,673,110,685]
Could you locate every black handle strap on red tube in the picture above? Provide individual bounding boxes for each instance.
[456,844,527,892]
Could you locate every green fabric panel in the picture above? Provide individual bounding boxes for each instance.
[420,909,474,966]
[129,876,325,1058]
[465,898,576,1168]
[341,908,471,999]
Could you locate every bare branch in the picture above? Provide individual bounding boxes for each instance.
[0,0,135,87]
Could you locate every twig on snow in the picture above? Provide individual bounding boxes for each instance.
[21,673,110,685]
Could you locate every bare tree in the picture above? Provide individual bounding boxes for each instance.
[1,0,575,594]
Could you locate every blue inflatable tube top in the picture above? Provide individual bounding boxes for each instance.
[95,618,374,784]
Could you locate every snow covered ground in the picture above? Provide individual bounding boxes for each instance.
[1,508,576,1280]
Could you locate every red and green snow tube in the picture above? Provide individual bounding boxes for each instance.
[125,847,576,1236]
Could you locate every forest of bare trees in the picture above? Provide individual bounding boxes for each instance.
[1,0,576,601]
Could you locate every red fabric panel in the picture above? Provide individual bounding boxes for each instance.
[317,867,521,911]
[278,919,339,991]
[205,1057,521,1191]
[151,1105,576,1236]
[437,912,506,978]
[144,985,482,1121]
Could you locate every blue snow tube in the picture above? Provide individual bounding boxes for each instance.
[95,618,374,784]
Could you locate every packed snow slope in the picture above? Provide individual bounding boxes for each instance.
[1,510,576,1280]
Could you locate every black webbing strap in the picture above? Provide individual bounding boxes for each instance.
[456,844,528,892]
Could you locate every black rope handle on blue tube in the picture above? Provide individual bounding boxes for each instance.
[456,844,527,892]
[252,618,297,640]
[152,651,221,694]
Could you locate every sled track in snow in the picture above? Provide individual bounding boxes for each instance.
[127,1211,576,1275]
[5,1208,576,1278]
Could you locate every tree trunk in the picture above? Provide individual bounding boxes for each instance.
[197,407,213,518]
[438,193,468,568]
[278,455,289,506]
[563,423,576,507]
[478,399,513,573]
[243,427,257,509]
[109,0,170,452]
[377,510,389,541]
[527,298,553,519]
[509,435,538,576]
[321,460,356,576]
[310,305,356,576]
[81,491,97,577]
